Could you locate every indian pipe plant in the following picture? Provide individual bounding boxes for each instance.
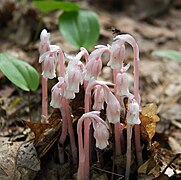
[39,29,143,180]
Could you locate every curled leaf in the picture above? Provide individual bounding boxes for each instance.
[140,103,160,142]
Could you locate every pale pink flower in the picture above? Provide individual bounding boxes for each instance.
[93,121,109,149]
[107,40,125,69]
[108,34,140,70]
[50,77,65,108]
[116,72,130,96]
[93,85,105,111]
[114,34,140,62]
[64,48,87,99]
[39,29,50,55]
[39,46,60,79]
[84,45,110,81]
[126,99,141,124]
[104,91,120,124]
[65,61,84,91]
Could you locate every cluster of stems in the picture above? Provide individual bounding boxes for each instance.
[38,29,143,180]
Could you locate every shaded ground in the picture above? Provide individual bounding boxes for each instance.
[0,0,181,179]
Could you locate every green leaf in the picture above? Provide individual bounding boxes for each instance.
[59,9,100,49]
[151,50,181,61]
[0,53,39,91]
[33,1,79,13]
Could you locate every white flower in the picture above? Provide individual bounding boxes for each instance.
[84,45,110,81]
[39,46,60,79]
[64,48,87,99]
[113,34,140,62]
[65,61,84,93]
[104,91,120,124]
[116,72,130,96]
[107,40,125,69]
[93,121,109,149]
[126,100,141,124]
[50,77,65,109]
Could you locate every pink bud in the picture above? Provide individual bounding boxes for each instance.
[126,100,141,124]
[65,61,85,94]
[39,29,50,55]
[114,34,140,62]
[39,46,60,79]
[93,121,109,149]
[50,77,65,108]
[116,72,130,96]
[84,45,110,81]
[105,91,120,124]
[107,40,125,69]
[64,48,86,99]
[93,85,105,111]
[39,52,57,79]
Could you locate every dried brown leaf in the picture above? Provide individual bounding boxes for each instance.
[140,103,160,142]
[22,109,62,158]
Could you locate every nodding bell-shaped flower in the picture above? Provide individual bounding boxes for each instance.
[39,45,60,79]
[104,91,121,124]
[84,45,110,81]
[93,85,105,111]
[116,72,130,96]
[126,99,141,125]
[107,40,125,69]
[65,61,84,93]
[39,29,50,55]
[93,121,109,149]
[64,48,87,99]
[50,77,65,109]
[113,34,140,62]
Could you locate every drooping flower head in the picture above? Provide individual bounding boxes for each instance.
[77,111,109,150]
[39,45,60,79]
[64,48,88,99]
[84,45,110,81]
[104,91,121,124]
[126,99,141,125]
[107,40,125,69]
[86,81,120,124]
[50,77,65,109]
[116,66,130,97]
[93,121,109,149]
[110,34,140,102]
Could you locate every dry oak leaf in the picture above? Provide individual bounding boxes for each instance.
[140,103,160,142]
[22,109,62,158]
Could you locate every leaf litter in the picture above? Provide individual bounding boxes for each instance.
[0,0,181,179]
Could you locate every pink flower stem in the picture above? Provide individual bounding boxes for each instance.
[41,62,48,123]
[83,81,113,178]
[125,124,132,180]
[133,45,143,166]
[58,49,77,164]
[113,69,123,156]
[59,50,65,77]
[64,99,77,164]
[77,113,108,180]
[77,116,85,180]
[83,93,91,179]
